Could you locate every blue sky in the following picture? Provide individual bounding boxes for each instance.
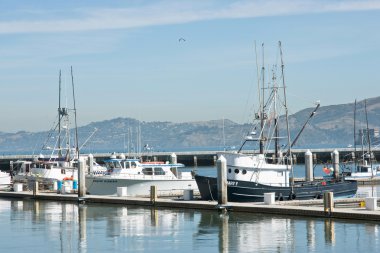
[1,0,380,132]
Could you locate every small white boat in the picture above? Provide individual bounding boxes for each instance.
[85,154,198,197]
[0,170,11,190]
[344,164,380,181]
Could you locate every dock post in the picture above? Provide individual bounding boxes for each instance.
[88,154,94,174]
[78,160,86,198]
[305,150,314,182]
[150,185,157,204]
[217,155,228,205]
[170,153,177,164]
[332,150,340,179]
[33,181,39,197]
[313,153,317,164]
[213,156,217,166]
[193,156,198,167]
[323,192,334,214]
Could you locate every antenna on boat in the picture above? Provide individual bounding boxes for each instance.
[278,41,294,186]
[71,66,80,160]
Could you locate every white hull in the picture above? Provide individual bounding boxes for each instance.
[0,171,11,190]
[86,176,198,197]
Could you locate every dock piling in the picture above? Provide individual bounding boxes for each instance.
[78,160,86,197]
[33,181,39,197]
[217,155,228,205]
[323,192,334,215]
[305,150,314,182]
[332,150,340,179]
[150,185,157,204]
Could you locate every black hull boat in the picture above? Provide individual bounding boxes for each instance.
[195,175,358,202]
[195,42,358,203]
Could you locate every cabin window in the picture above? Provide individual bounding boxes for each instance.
[228,168,232,173]
[124,162,130,168]
[242,169,247,175]
[131,162,137,168]
[142,168,153,175]
[26,164,30,173]
[234,169,239,174]
[154,168,165,175]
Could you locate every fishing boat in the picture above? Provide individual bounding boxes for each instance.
[13,68,81,186]
[85,153,198,196]
[195,42,357,202]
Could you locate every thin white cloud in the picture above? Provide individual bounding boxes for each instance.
[0,0,379,34]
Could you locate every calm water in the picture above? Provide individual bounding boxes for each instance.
[1,165,379,252]
[0,198,379,253]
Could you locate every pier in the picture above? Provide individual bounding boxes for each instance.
[0,190,379,221]
[1,147,380,171]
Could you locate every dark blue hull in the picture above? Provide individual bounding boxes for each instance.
[194,175,358,202]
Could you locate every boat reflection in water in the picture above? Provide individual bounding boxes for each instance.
[1,199,379,252]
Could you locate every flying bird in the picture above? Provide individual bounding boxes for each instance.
[179,38,186,42]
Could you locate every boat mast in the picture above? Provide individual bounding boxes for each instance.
[272,70,280,163]
[278,41,294,183]
[71,66,80,160]
[58,70,62,159]
[259,43,265,154]
[364,99,373,176]
[353,99,357,171]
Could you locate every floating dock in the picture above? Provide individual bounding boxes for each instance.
[0,190,379,222]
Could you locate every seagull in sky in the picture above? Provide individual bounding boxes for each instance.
[179,38,186,42]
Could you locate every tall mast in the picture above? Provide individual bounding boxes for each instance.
[58,70,62,158]
[71,66,80,160]
[353,99,357,170]
[259,43,265,154]
[364,99,373,175]
[278,41,294,184]
[273,70,280,163]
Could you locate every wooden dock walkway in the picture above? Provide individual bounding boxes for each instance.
[0,190,379,221]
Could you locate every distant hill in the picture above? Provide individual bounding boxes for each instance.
[0,97,379,154]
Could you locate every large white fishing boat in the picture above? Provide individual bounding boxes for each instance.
[85,154,198,197]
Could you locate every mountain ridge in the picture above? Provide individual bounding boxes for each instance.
[1,96,379,154]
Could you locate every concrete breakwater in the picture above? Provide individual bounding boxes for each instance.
[0,147,379,171]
